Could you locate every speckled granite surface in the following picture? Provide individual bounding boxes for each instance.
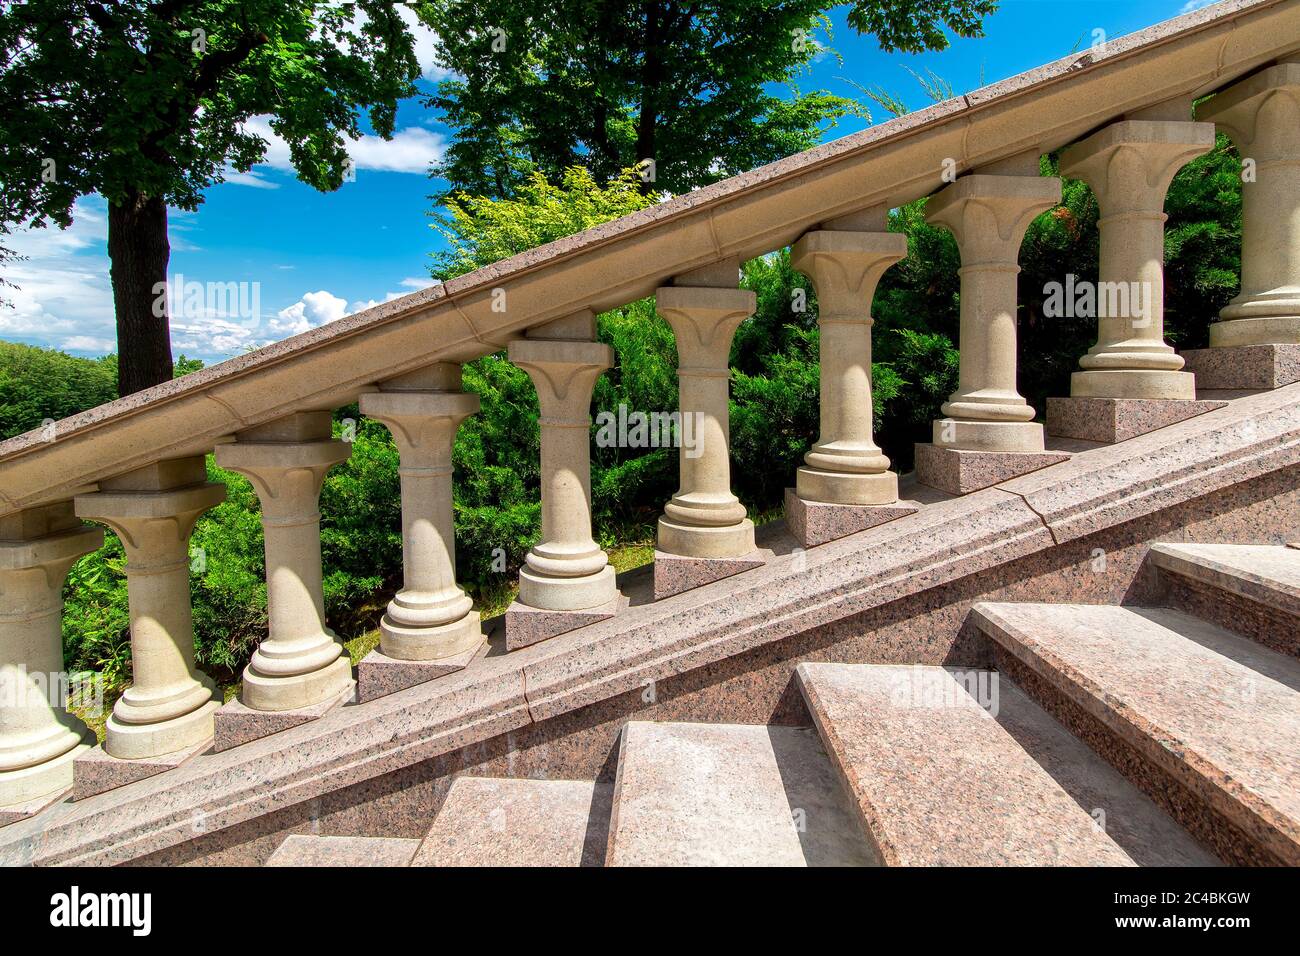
[1047,397,1227,443]
[783,489,918,548]
[212,683,354,753]
[504,594,628,651]
[1149,542,1300,620]
[73,740,209,802]
[796,662,1135,866]
[412,777,610,867]
[606,721,875,867]
[265,834,419,867]
[914,442,1071,495]
[1184,344,1300,390]
[0,789,69,829]
[356,644,483,703]
[652,549,767,600]
[973,602,1300,865]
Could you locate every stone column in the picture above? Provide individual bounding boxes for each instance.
[792,221,908,504]
[508,311,617,611]
[0,504,99,811]
[1198,59,1300,347]
[75,459,224,759]
[359,365,483,661]
[925,172,1062,452]
[215,412,352,711]
[1061,120,1214,399]
[656,259,758,559]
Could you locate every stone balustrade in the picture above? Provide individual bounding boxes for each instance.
[3,48,1298,816]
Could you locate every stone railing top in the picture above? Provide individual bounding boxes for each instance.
[1,0,1297,515]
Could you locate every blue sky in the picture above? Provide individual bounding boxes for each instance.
[2,0,1215,363]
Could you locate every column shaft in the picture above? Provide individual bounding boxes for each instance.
[215,412,352,711]
[360,365,483,660]
[926,173,1062,452]
[0,505,99,806]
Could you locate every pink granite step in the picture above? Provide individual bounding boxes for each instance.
[972,602,1300,865]
[795,662,1137,866]
[1148,543,1300,657]
[412,777,610,867]
[606,721,876,866]
[265,834,420,867]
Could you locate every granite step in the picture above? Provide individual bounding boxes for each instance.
[795,662,1137,866]
[265,834,420,867]
[412,777,610,867]
[605,721,876,866]
[972,602,1300,865]
[1148,542,1300,657]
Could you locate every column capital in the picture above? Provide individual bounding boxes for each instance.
[654,285,756,369]
[508,339,612,424]
[1061,121,1214,213]
[926,174,1061,264]
[791,231,908,322]
[360,390,479,467]
[1198,62,1300,153]
[76,479,225,569]
[215,428,349,522]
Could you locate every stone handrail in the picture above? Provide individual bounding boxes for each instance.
[1,0,1298,819]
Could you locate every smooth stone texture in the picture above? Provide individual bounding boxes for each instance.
[783,489,918,548]
[504,593,628,651]
[213,682,353,754]
[73,737,210,802]
[356,643,483,704]
[796,662,1136,866]
[606,721,876,867]
[413,777,610,867]
[973,603,1300,864]
[1183,344,1300,390]
[265,834,419,867]
[1047,397,1226,444]
[0,784,72,828]
[652,549,766,600]
[914,442,1071,495]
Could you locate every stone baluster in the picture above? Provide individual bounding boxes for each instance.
[1198,58,1300,349]
[916,164,1067,494]
[792,212,907,504]
[215,412,352,713]
[1061,120,1214,399]
[653,260,762,598]
[508,312,618,631]
[0,504,99,815]
[926,169,1061,452]
[358,365,483,672]
[75,459,224,759]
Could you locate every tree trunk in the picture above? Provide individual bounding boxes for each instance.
[108,190,173,395]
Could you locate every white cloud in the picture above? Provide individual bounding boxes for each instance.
[395,4,455,82]
[1179,0,1218,12]
[240,116,444,180]
[222,168,281,190]
[272,289,349,336]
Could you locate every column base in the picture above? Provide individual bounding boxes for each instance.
[932,419,1044,453]
[653,549,766,601]
[914,443,1071,496]
[1209,315,1300,348]
[239,652,353,713]
[795,466,898,506]
[1182,344,1300,390]
[656,516,755,559]
[505,592,628,651]
[1070,369,1196,400]
[1047,396,1227,444]
[72,732,211,801]
[213,675,354,753]
[0,732,93,820]
[518,563,618,612]
[105,697,219,761]
[356,641,486,703]
[380,610,483,662]
[783,488,918,548]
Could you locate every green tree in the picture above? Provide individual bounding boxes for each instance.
[0,1,420,395]
[421,0,996,199]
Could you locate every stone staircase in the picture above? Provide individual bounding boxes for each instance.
[260,543,1298,867]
